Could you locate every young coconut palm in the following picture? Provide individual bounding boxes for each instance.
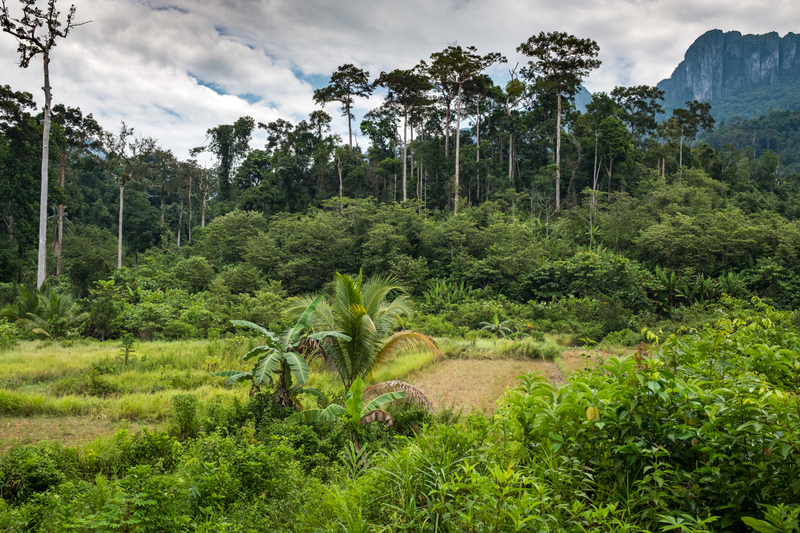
[286,271,440,390]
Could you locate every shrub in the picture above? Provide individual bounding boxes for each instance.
[0,442,77,502]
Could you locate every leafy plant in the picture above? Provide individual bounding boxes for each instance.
[286,376,405,427]
[479,313,512,338]
[119,332,137,365]
[287,272,440,389]
[213,294,349,409]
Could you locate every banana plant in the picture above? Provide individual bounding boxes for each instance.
[285,376,405,427]
[652,266,680,314]
[479,313,512,338]
[212,295,350,410]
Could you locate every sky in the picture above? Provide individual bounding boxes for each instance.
[2,0,799,160]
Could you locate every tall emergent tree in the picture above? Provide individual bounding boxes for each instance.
[313,64,372,150]
[1,0,87,288]
[100,123,155,269]
[374,67,433,201]
[205,116,254,200]
[610,85,665,141]
[518,32,600,211]
[429,45,504,213]
[672,100,715,167]
[50,104,100,278]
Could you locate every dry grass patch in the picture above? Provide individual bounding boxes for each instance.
[406,359,565,415]
[0,416,149,451]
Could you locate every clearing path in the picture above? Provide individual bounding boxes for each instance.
[405,349,613,415]
[405,359,564,415]
[0,416,145,451]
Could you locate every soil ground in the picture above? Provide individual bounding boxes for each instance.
[405,349,613,415]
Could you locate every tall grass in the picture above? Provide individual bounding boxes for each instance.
[0,385,248,421]
[370,349,441,384]
[436,337,563,361]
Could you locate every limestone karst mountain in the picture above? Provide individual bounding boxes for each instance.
[658,29,800,121]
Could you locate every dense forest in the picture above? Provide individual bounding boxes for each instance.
[4,35,800,342]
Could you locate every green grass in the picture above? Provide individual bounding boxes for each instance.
[437,336,563,361]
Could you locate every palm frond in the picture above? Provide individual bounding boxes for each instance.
[285,294,324,343]
[359,409,394,428]
[363,380,434,411]
[371,330,440,372]
[362,273,405,318]
[361,391,405,415]
[285,294,336,330]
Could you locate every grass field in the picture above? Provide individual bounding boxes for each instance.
[0,336,615,448]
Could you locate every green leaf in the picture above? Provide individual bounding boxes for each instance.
[286,294,324,343]
[362,391,405,416]
[346,376,364,419]
[285,404,348,425]
[291,387,328,403]
[231,320,272,338]
[741,517,780,533]
[283,351,311,386]
[307,330,351,343]
[212,370,252,386]
[252,352,283,385]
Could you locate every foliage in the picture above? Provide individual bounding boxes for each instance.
[287,271,440,388]
[213,294,348,409]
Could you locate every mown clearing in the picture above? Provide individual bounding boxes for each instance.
[406,359,562,414]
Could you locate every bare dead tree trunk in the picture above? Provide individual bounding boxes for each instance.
[346,102,353,150]
[445,100,451,158]
[37,50,52,288]
[56,147,66,278]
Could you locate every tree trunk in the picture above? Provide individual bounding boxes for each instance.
[188,174,193,243]
[337,151,343,205]
[202,189,207,227]
[346,102,353,150]
[476,97,481,203]
[592,130,599,208]
[508,133,514,185]
[160,185,165,226]
[402,107,408,201]
[555,91,562,211]
[177,199,183,247]
[117,183,125,269]
[454,83,462,214]
[606,156,614,195]
[445,100,451,158]
[679,125,684,167]
[37,51,52,289]
[56,148,66,278]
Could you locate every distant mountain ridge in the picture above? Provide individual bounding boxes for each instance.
[657,30,800,122]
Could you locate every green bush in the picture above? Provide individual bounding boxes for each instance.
[0,442,77,502]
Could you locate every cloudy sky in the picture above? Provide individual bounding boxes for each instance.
[2,0,798,159]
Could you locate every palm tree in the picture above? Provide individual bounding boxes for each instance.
[1,285,80,338]
[287,272,439,390]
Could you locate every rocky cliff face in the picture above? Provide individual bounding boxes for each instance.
[658,30,800,112]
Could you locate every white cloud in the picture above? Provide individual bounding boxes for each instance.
[2,0,798,157]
